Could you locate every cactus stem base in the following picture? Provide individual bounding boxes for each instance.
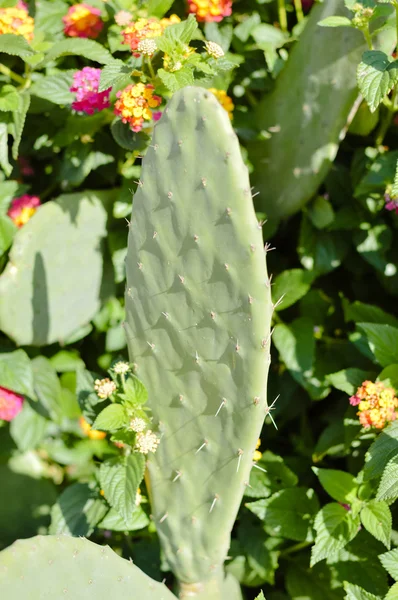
[178,572,223,600]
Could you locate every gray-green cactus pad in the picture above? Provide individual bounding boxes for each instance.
[0,535,176,599]
[0,190,115,346]
[125,87,272,584]
[249,0,370,219]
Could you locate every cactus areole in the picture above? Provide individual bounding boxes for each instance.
[125,87,272,597]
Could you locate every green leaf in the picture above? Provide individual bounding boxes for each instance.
[357,323,398,367]
[76,368,106,424]
[386,583,398,600]
[360,500,391,548]
[376,455,398,502]
[99,454,145,522]
[364,421,398,481]
[311,503,360,566]
[99,60,131,92]
[32,356,63,422]
[34,0,69,36]
[246,451,298,499]
[286,558,340,600]
[11,92,30,160]
[318,16,353,27]
[147,0,175,17]
[380,548,398,581]
[0,34,36,59]
[163,14,198,44]
[255,594,266,600]
[50,483,108,536]
[246,487,319,541]
[50,350,84,373]
[157,67,195,92]
[111,119,149,151]
[41,38,114,66]
[0,122,12,177]
[298,216,349,275]
[357,51,398,113]
[354,224,392,274]
[314,468,358,504]
[0,349,34,397]
[0,85,20,112]
[92,403,127,431]
[121,375,148,407]
[326,369,372,396]
[97,505,149,531]
[10,401,48,451]
[344,301,398,328]
[355,151,398,199]
[344,583,381,600]
[272,269,315,311]
[307,195,335,230]
[30,71,74,105]
[0,214,16,256]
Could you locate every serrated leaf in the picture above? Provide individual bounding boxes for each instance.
[326,369,373,395]
[380,548,398,581]
[357,51,398,112]
[0,85,19,112]
[121,375,148,407]
[147,0,174,17]
[99,60,131,92]
[11,92,30,160]
[163,14,198,44]
[30,71,74,105]
[97,505,149,531]
[10,401,48,451]
[386,583,398,600]
[344,583,381,600]
[357,323,398,367]
[0,214,16,256]
[311,503,360,566]
[99,454,145,522]
[377,455,398,502]
[392,159,398,197]
[364,421,398,481]
[41,38,114,66]
[50,483,108,536]
[0,33,36,59]
[32,356,63,422]
[360,501,391,548]
[0,122,12,177]
[93,403,127,431]
[315,468,358,504]
[111,119,149,151]
[318,16,353,27]
[255,594,266,600]
[157,67,195,92]
[246,487,319,541]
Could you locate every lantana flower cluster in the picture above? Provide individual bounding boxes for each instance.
[63,3,103,39]
[187,0,232,23]
[209,88,234,120]
[0,2,34,41]
[7,194,41,228]
[79,416,106,440]
[350,380,398,429]
[122,14,180,56]
[385,193,398,215]
[70,67,111,115]
[114,83,162,132]
[0,386,24,422]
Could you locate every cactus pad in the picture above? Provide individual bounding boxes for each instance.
[125,87,272,586]
[0,190,115,346]
[0,535,176,599]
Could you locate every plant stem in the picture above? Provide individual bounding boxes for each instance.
[294,0,304,23]
[363,26,373,50]
[280,540,312,557]
[0,64,25,85]
[278,0,288,32]
[376,87,398,146]
[146,56,156,80]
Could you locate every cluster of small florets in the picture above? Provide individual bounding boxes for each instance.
[63,3,103,39]
[385,192,398,215]
[0,3,34,40]
[350,380,398,429]
[209,88,234,120]
[204,40,224,59]
[351,4,373,28]
[113,361,130,375]
[94,378,117,399]
[122,15,180,57]
[135,429,160,454]
[70,67,111,115]
[187,0,232,22]
[114,83,162,132]
[7,194,41,228]
[0,386,24,422]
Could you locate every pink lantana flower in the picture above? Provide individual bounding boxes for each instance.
[0,386,24,421]
[385,194,398,215]
[349,395,361,406]
[115,10,132,26]
[7,194,40,228]
[63,3,103,39]
[70,67,111,115]
[301,0,314,12]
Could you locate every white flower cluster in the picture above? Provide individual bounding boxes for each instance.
[135,430,160,455]
[113,361,130,375]
[137,38,157,56]
[94,378,116,399]
[204,40,224,59]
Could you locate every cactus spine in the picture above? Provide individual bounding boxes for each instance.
[124,87,272,597]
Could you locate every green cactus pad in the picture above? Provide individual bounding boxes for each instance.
[249,1,393,220]
[125,87,272,585]
[0,190,115,346]
[0,535,176,599]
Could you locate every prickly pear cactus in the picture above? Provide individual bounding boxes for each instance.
[249,0,394,220]
[124,87,272,596]
[0,190,115,346]
[0,535,176,599]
